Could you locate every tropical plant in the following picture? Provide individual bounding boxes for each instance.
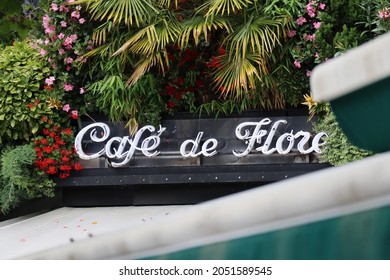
[76,0,297,128]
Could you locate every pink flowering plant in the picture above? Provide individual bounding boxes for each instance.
[34,0,93,121]
[287,1,327,79]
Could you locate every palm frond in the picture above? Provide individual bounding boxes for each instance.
[75,0,158,27]
[127,52,168,85]
[213,52,262,100]
[224,15,285,60]
[179,15,231,46]
[203,0,254,16]
[113,11,181,56]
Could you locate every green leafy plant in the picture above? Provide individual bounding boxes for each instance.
[0,144,56,214]
[0,41,53,144]
[313,108,373,166]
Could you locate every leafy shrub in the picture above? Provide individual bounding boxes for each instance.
[0,144,55,214]
[0,41,53,144]
[313,108,373,166]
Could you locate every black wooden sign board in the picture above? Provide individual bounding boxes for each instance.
[57,112,330,206]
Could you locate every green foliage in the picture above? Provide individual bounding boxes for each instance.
[0,41,53,144]
[313,108,373,166]
[0,144,55,214]
[87,73,164,129]
[80,0,296,129]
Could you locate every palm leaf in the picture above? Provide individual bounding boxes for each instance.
[113,11,181,56]
[213,52,262,100]
[74,0,158,27]
[203,0,254,16]
[179,15,231,46]
[224,15,285,60]
[127,52,168,85]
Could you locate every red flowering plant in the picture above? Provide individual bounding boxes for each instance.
[33,115,82,179]
[160,44,216,114]
[32,0,93,122]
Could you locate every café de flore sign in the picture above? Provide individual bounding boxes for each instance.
[58,115,330,206]
[75,117,328,168]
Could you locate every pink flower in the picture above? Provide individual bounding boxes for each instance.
[313,22,321,29]
[315,52,319,58]
[66,66,72,71]
[79,18,86,24]
[44,38,50,45]
[64,83,74,91]
[59,48,65,55]
[58,33,65,39]
[65,57,74,64]
[308,11,316,18]
[378,8,390,20]
[296,17,307,26]
[45,26,55,34]
[305,34,316,42]
[59,5,69,12]
[306,70,312,77]
[306,1,316,17]
[45,76,55,86]
[67,0,75,3]
[40,49,46,56]
[294,60,301,68]
[70,34,78,41]
[319,3,326,10]
[63,104,71,112]
[42,15,50,28]
[79,87,85,94]
[71,11,80,19]
[287,29,297,38]
[60,21,67,28]
[51,2,58,11]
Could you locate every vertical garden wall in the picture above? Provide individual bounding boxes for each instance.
[0,0,389,214]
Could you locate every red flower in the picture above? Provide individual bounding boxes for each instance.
[165,85,176,96]
[59,172,70,179]
[46,166,57,175]
[62,128,72,137]
[74,162,83,171]
[60,165,72,171]
[43,128,50,135]
[42,146,53,153]
[168,100,175,108]
[27,103,34,109]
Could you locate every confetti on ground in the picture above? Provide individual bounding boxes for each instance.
[20,238,26,243]
[91,221,98,224]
